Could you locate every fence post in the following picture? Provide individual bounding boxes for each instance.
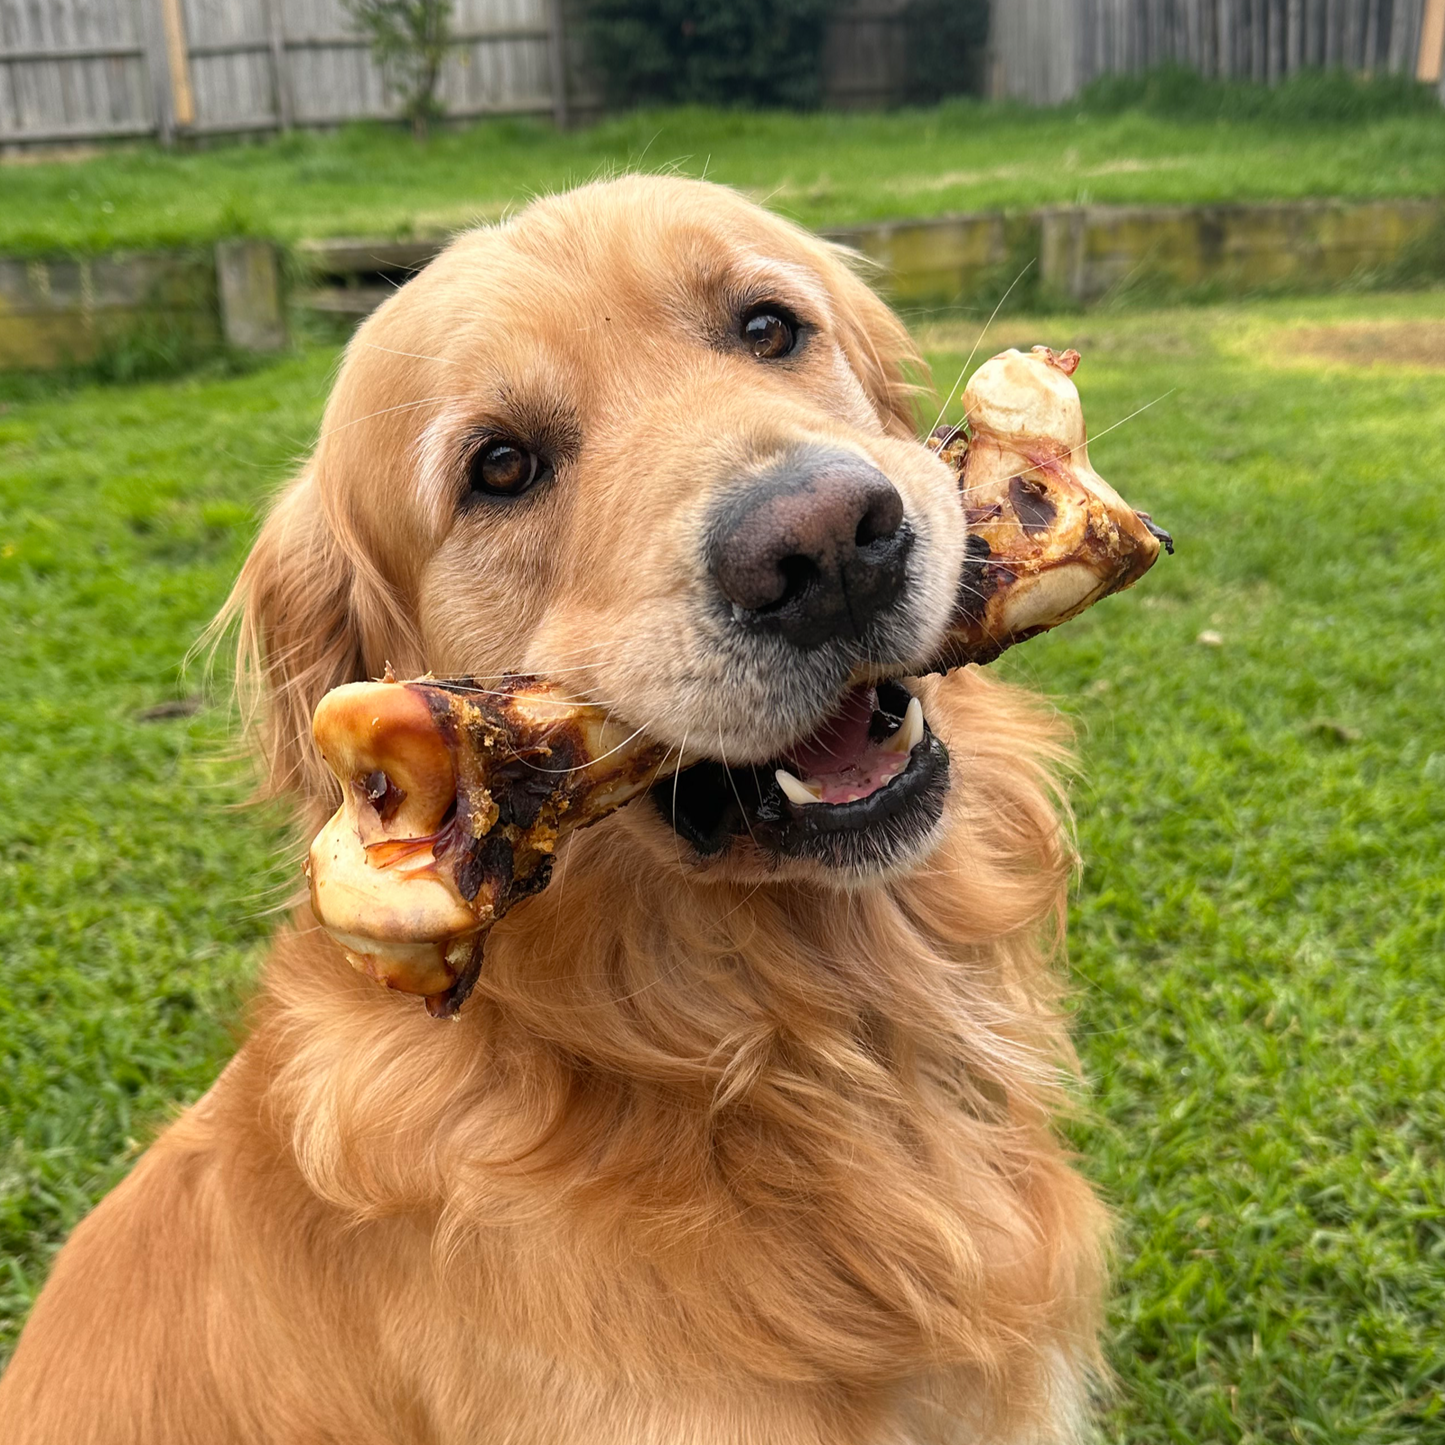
[137,0,175,145]
[158,0,195,129]
[545,0,569,130]
[1420,0,1445,81]
[261,0,293,130]
[1038,207,1085,303]
[216,240,287,352]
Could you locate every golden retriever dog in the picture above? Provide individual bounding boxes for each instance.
[1,175,1107,1444]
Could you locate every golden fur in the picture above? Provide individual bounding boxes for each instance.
[1,177,1107,1444]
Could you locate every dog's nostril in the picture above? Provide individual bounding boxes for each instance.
[854,490,903,549]
[849,488,895,549]
[770,554,819,612]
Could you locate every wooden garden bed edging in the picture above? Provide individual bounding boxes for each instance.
[4,199,1444,372]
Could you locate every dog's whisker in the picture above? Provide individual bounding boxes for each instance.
[671,727,691,870]
[319,395,451,438]
[717,726,762,853]
[711,877,769,926]
[1005,390,1175,484]
[928,260,1034,436]
[518,724,654,776]
[357,343,455,366]
[418,678,625,711]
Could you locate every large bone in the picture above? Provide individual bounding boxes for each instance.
[306,346,1170,1013]
[924,346,1171,669]
[307,677,670,1014]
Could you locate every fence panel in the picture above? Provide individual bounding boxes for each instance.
[443,0,553,119]
[3,0,1440,145]
[0,0,156,143]
[823,0,911,109]
[182,0,273,133]
[992,0,1442,101]
[271,0,388,128]
[176,0,554,133]
[0,0,558,144]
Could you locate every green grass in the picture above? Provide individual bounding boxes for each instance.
[0,355,306,1350]
[4,97,1445,256]
[927,294,1445,1441]
[2,292,1443,1439]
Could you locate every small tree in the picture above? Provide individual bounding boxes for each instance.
[344,0,454,140]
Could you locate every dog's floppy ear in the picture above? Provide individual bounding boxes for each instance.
[815,240,926,439]
[217,468,420,810]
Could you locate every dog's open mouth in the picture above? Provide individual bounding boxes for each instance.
[654,679,950,872]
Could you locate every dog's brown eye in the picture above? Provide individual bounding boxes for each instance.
[469,440,544,498]
[742,309,797,360]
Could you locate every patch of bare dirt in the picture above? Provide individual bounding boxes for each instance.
[914,321,1201,363]
[1273,320,1445,370]
[1,143,103,166]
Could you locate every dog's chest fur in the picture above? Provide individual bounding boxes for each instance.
[0,685,1103,1444]
[207,798,1102,1444]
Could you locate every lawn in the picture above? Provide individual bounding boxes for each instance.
[4,96,1445,256]
[2,291,1443,1441]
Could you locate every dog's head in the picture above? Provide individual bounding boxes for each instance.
[230,176,970,885]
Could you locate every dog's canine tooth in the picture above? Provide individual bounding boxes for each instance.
[775,768,823,806]
[886,696,924,755]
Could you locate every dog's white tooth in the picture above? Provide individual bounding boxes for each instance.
[775,768,823,805]
[888,696,925,754]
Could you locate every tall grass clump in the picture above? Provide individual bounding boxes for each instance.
[1080,63,1442,124]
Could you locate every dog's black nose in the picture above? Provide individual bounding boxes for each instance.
[710,449,911,649]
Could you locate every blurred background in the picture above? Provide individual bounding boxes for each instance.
[1,0,1443,141]
[2,3,1444,1442]
[4,0,1445,356]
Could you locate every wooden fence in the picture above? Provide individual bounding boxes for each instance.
[990,0,1445,104]
[824,0,913,108]
[4,0,1443,147]
[0,0,565,146]
[0,0,929,143]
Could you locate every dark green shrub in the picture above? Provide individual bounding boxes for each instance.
[582,0,839,109]
[903,0,990,105]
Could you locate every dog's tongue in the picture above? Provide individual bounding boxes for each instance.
[786,685,878,776]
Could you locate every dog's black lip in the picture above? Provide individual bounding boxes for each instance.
[651,681,950,867]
